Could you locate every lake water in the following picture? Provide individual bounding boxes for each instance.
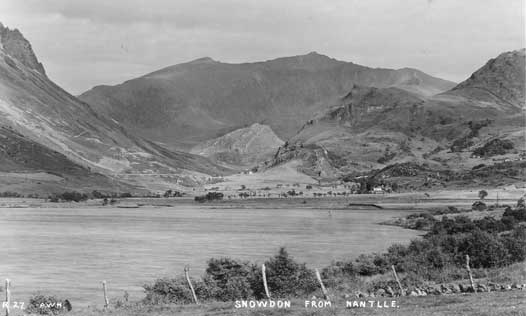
[0,206,420,306]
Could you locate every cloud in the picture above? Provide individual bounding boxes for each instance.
[0,0,523,94]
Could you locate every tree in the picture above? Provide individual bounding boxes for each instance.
[478,190,488,200]
[517,196,525,211]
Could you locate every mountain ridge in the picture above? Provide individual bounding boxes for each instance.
[79,52,456,150]
[266,49,525,177]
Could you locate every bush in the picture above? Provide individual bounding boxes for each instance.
[204,258,254,300]
[456,229,509,268]
[354,254,387,276]
[26,294,71,315]
[502,226,526,263]
[0,191,22,197]
[194,192,224,203]
[428,216,477,235]
[321,260,355,280]
[48,192,88,202]
[91,190,107,199]
[471,201,487,211]
[503,206,526,222]
[252,248,318,298]
[143,277,211,304]
[473,139,514,157]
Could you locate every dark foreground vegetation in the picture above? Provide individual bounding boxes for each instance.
[194,192,224,203]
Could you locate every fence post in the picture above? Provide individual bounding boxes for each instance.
[465,255,476,292]
[315,268,330,300]
[102,280,109,308]
[262,264,271,299]
[5,279,10,316]
[391,265,404,296]
[184,265,199,304]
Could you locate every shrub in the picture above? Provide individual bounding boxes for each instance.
[428,216,477,235]
[385,243,409,268]
[252,248,318,298]
[0,191,22,197]
[457,229,509,268]
[501,216,518,230]
[471,201,487,211]
[473,139,514,157]
[194,192,224,203]
[204,258,254,300]
[503,206,526,222]
[354,254,386,276]
[502,226,526,263]
[48,192,88,202]
[91,190,107,199]
[143,277,211,304]
[321,261,355,280]
[26,294,70,315]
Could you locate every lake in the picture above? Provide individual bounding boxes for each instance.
[0,206,420,306]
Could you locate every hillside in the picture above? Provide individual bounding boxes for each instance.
[79,52,456,149]
[190,123,284,166]
[450,49,525,110]
[0,23,227,193]
[266,50,525,180]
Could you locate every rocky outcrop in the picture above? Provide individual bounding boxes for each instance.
[0,22,46,76]
[266,142,339,178]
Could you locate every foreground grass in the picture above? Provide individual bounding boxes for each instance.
[12,291,522,316]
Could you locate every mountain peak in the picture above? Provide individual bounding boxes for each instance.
[266,51,341,70]
[0,22,46,76]
[189,56,217,64]
[451,48,525,107]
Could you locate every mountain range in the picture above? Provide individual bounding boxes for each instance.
[79,52,456,150]
[278,49,525,177]
[0,21,524,194]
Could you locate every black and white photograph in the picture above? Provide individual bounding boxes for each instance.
[0,1,525,315]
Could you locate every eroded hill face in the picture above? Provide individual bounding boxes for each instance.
[190,123,284,167]
[0,126,140,195]
[79,52,456,149]
[0,23,228,193]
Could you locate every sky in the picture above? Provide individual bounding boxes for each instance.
[0,0,524,95]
